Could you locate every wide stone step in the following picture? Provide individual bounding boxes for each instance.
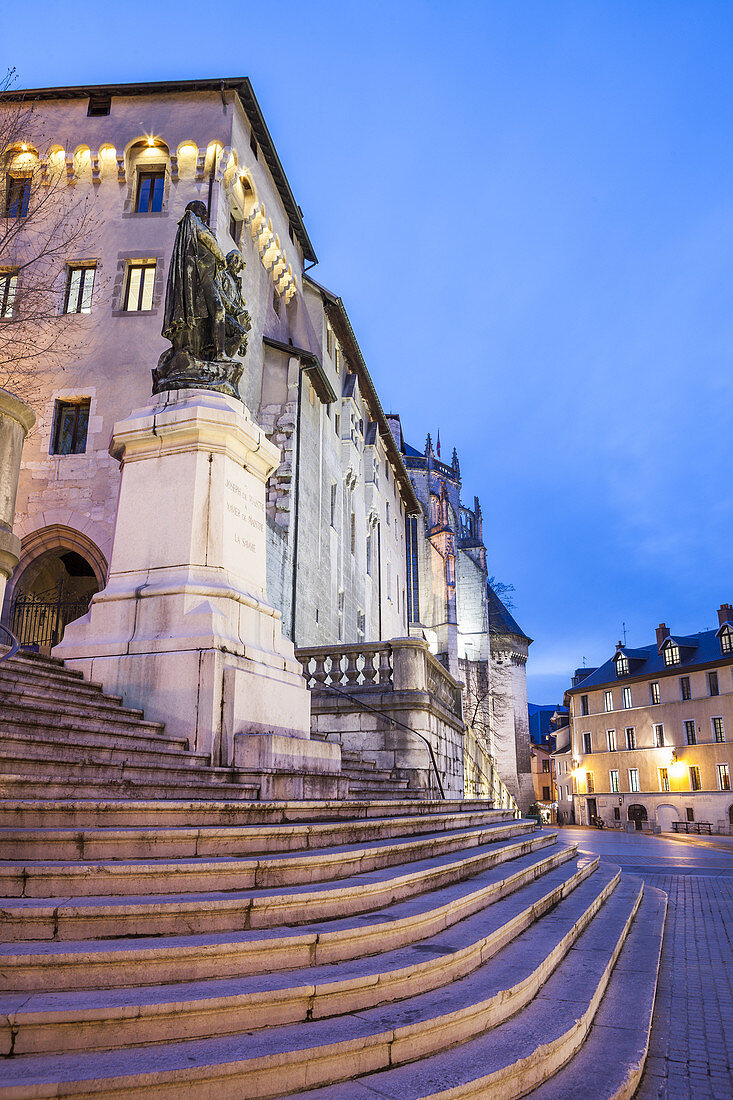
[0,821,536,898]
[0,672,118,707]
[0,719,190,757]
[523,884,667,1100]
[0,750,255,789]
[0,705,166,739]
[0,850,596,1056]
[0,869,641,1098]
[0,798,501,829]
[0,732,210,773]
[0,773,261,804]
[0,682,146,721]
[0,808,512,861]
[0,840,570,992]
[0,828,550,941]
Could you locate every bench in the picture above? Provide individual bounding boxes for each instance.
[671,820,713,835]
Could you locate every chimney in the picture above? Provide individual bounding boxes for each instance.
[616,640,623,652]
[656,623,670,652]
[717,603,733,627]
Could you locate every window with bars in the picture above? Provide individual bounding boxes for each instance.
[689,765,702,791]
[5,175,30,218]
[51,399,90,455]
[135,171,164,213]
[123,263,156,311]
[712,716,725,743]
[63,265,96,314]
[684,720,697,746]
[680,676,691,701]
[0,271,17,318]
[625,727,636,750]
[650,681,660,704]
[717,763,731,791]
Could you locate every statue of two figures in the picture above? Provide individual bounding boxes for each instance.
[153,201,251,400]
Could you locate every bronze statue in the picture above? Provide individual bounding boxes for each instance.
[153,201,247,399]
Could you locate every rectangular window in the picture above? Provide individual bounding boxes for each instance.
[580,694,589,716]
[582,732,592,754]
[686,806,695,822]
[659,767,670,792]
[609,769,620,793]
[330,481,337,528]
[680,676,691,701]
[229,214,242,245]
[622,686,632,709]
[334,412,340,437]
[616,655,629,676]
[0,271,17,318]
[664,644,680,666]
[586,771,595,794]
[135,171,164,213]
[5,175,30,218]
[87,93,111,116]
[542,785,551,800]
[51,399,90,455]
[63,265,96,314]
[405,514,420,623]
[708,671,720,697]
[123,263,156,311]
[717,763,731,791]
[689,765,702,792]
[650,681,660,705]
[613,807,620,821]
[606,729,617,752]
[712,716,725,743]
[542,759,550,772]
[721,629,733,655]
[654,723,665,748]
[628,768,640,793]
[603,690,613,712]
[684,719,697,746]
[326,326,333,356]
[625,727,636,750]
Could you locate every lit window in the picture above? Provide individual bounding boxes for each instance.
[609,769,619,793]
[717,763,731,791]
[135,171,164,213]
[625,727,636,750]
[603,690,613,712]
[606,729,617,752]
[708,671,719,697]
[689,765,702,792]
[582,732,592,754]
[5,175,30,218]
[659,768,670,792]
[622,686,632,709]
[663,643,680,666]
[586,771,595,794]
[712,717,725,743]
[0,271,17,318]
[542,758,550,772]
[680,676,691,701]
[615,654,629,676]
[580,694,589,716]
[124,263,156,311]
[720,627,733,655]
[654,723,665,747]
[51,399,90,455]
[628,768,640,793]
[684,720,697,746]
[63,265,96,314]
[650,681,660,705]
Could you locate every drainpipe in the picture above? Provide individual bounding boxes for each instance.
[377,522,382,640]
[289,366,304,643]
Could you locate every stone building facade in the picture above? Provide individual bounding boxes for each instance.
[565,605,733,833]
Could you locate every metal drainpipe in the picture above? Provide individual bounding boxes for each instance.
[377,523,382,640]
[289,365,304,643]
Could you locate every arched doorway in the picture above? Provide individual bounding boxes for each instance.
[628,804,648,831]
[656,804,679,832]
[6,526,107,653]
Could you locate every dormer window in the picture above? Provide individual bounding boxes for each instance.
[720,626,733,655]
[615,654,629,676]
[663,642,680,666]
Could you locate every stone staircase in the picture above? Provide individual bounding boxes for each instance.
[0,651,666,1097]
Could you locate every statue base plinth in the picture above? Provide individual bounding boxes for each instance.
[53,389,318,772]
[152,349,243,401]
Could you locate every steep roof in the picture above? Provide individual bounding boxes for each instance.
[487,586,532,643]
[4,77,317,263]
[569,628,732,693]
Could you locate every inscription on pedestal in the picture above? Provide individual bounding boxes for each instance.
[225,475,265,567]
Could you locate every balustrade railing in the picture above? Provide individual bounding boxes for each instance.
[297,643,393,690]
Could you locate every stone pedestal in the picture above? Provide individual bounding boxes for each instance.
[0,390,35,615]
[54,389,328,775]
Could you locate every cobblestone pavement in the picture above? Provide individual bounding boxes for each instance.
[555,827,733,1099]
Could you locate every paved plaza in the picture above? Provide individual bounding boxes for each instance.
[554,826,733,1099]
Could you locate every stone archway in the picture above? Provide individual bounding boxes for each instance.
[656,804,679,832]
[4,525,107,652]
[628,804,648,831]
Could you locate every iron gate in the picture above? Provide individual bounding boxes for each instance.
[11,583,92,650]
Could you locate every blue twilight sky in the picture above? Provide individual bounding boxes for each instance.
[5,0,733,703]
